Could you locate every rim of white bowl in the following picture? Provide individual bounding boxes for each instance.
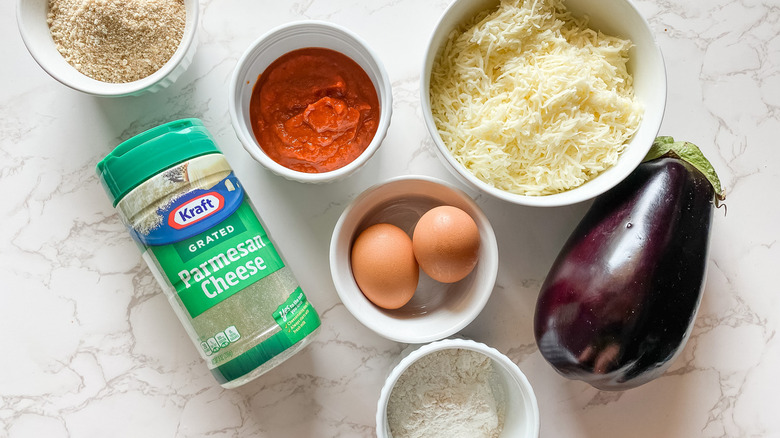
[419,0,667,207]
[329,175,499,344]
[16,0,200,97]
[228,20,393,183]
[375,338,540,438]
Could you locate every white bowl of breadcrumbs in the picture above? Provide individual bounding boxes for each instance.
[17,0,199,97]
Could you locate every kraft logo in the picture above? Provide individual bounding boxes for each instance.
[168,192,225,230]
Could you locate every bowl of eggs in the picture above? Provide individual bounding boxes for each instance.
[421,0,666,207]
[329,176,499,344]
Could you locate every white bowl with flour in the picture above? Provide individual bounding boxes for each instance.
[376,338,540,438]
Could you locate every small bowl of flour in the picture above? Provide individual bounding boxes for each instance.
[377,338,539,438]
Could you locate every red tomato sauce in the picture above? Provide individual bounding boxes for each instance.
[249,48,380,173]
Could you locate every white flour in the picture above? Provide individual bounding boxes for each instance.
[387,348,505,438]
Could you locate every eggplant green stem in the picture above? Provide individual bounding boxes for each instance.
[645,136,726,203]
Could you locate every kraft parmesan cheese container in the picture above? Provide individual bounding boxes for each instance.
[97,118,321,388]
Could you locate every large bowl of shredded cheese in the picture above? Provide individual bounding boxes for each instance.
[422,0,666,206]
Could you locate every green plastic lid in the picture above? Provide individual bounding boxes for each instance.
[96,118,221,206]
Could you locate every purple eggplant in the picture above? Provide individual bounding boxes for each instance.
[534,137,725,390]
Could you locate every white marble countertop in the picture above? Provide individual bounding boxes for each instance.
[2,0,778,436]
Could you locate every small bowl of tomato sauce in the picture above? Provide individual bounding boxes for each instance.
[229,21,393,183]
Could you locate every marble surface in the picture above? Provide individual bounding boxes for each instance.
[2,0,778,436]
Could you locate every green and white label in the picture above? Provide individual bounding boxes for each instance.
[201,325,242,356]
[151,201,284,318]
[273,287,320,344]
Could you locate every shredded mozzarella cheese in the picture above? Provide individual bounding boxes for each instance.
[430,0,643,196]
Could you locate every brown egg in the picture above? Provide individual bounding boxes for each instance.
[351,223,419,309]
[412,206,480,283]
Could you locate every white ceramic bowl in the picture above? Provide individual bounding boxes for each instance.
[330,176,498,344]
[229,21,393,184]
[16,0,199,97]
[376,338,540,438]
[421,0,666,207]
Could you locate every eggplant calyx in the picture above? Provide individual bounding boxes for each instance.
[645,136,726,204]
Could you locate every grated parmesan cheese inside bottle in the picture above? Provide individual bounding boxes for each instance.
[97,118,321,388]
